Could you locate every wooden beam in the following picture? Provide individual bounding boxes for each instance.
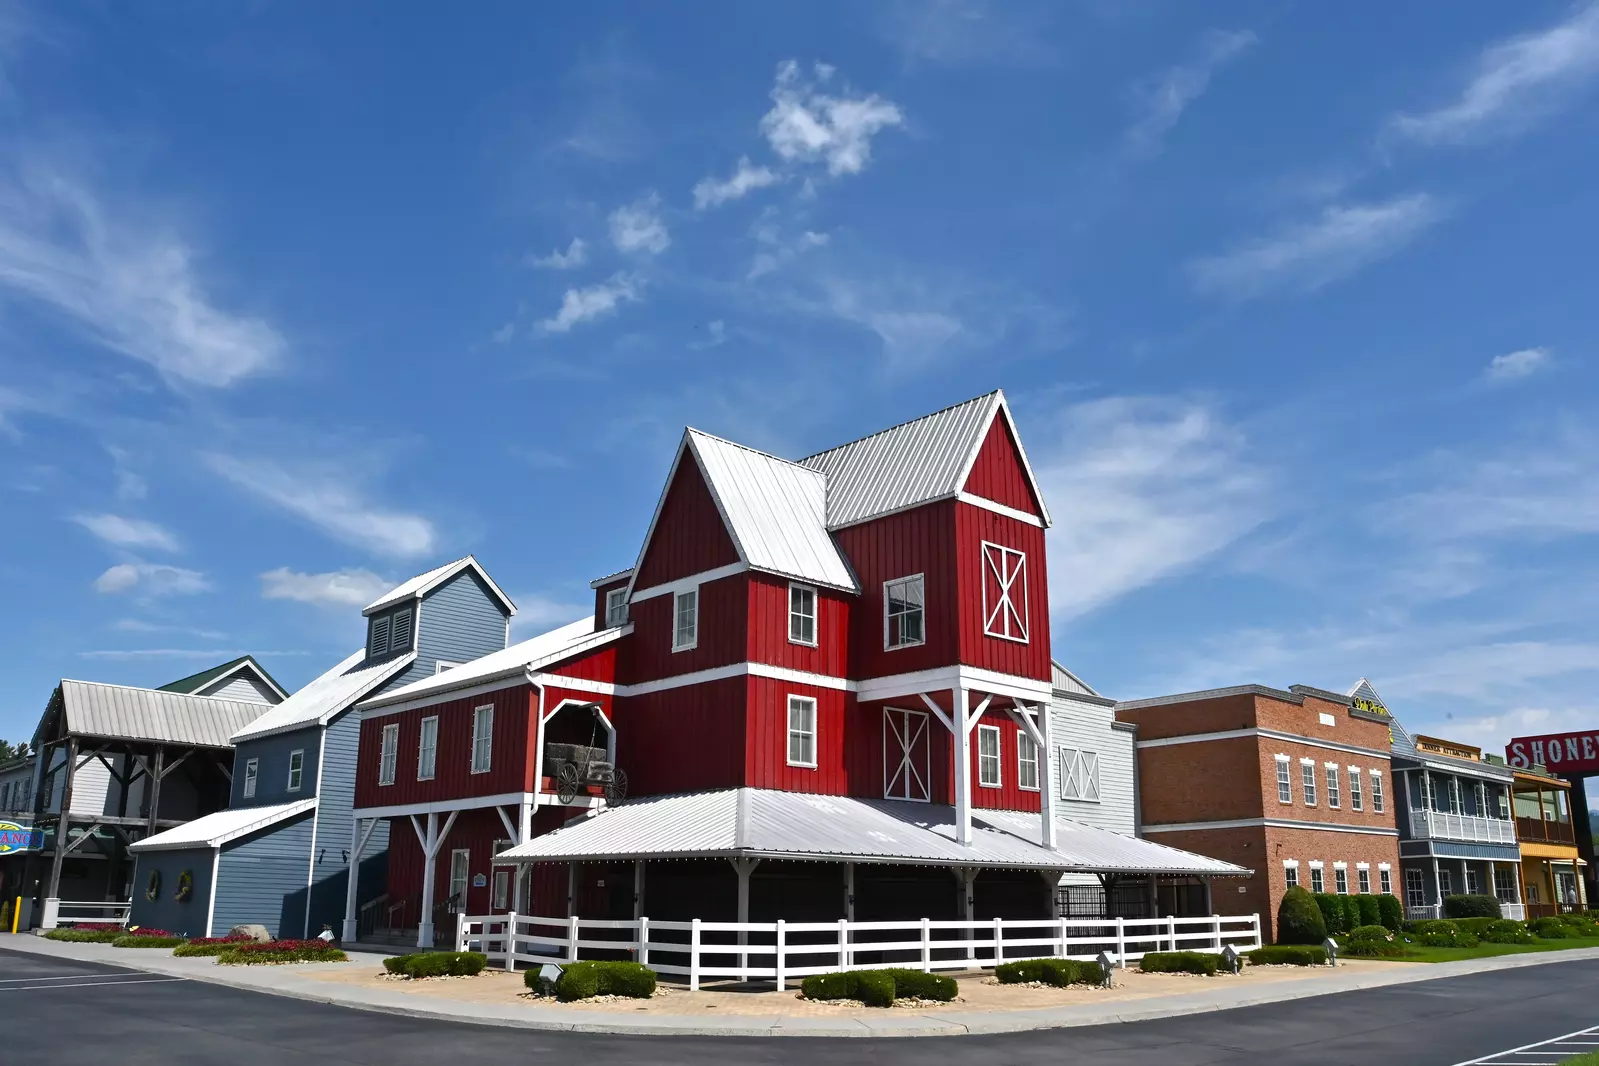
[46,736,79,902]
[145,747,165,837]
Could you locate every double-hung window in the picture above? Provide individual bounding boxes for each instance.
[1275,755,1292,804]
[884,575,925,649]
[1379,865,1393,895]
[1357,866,1371,894]
[449,849,469,909]
[287,749,304,793]
[1438,869,1453,896]
[1493,867,1516,902]
[1349,767,1363,811]
[1310,862,1325,893]
[977,725,1002,787]
[1334,864,1349,894]
[1473,781,1487,816]
[604,587,628,628]
[980,543,1028,642]
[471,705,494,774]
[786,695,817,768]
[1464,868,1480,896]
[417,716,438,781]
[1283,860,1299,889]
[1325,764,1341,808]
[1405,868,1425,909]
[788,584,817,646]
[243,758,259,799]
[378,724,398,786]
[1017,732,1039,791]
[1301,760,1317,805]
[1370,770,1385,813]
[672,588,698,652]
[1059,748,1101,802]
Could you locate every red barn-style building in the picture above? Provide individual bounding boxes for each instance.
[343,392,1243,946]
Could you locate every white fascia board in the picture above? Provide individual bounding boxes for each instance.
[1142,817,1400,837]
[629,562,748,603]
[1135,727,1392,761]
[353,791,535,821]
[954,493,1045,528]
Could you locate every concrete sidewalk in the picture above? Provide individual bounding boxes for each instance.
[6,933,1599,1038]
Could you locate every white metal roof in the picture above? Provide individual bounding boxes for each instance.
[496,788,1249,876]
[1051,660,1101,698]
[686,430,858,592]
[129,797,317,852]
[230,649,415,743]
[53,681,272,749]
[360,617,622,711]
[363,555,518,617]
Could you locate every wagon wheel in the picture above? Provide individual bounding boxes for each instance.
[605,768,628,804]
[556,761,581,804]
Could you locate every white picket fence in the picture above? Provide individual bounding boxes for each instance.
[39,898,131,930]
[454,912,1262,990]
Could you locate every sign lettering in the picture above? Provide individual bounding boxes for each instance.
[0,821,43,854]
[1508,730,1599,775]
[1352,697,1388,716]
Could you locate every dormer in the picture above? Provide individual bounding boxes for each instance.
[591,568,633,630]
[361,555,517,688]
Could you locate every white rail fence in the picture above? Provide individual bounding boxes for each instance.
[40,898,131,930]
[455,912,1262,990]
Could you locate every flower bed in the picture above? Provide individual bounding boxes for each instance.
[216,939,347,965]
[112,928,185,948]
[174,935,257,957]
[44,927,124,944]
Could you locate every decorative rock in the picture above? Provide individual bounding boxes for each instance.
[229,924,272,943]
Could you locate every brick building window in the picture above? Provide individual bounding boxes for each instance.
[1283,860,1299,889]
[1301,760,1317,805]
[1371,770,1385,813]
[1334,864,1349,894]
[1380,865,1392,895]
[1357,866,1371,893]
[1326,764,1341,808]
[1349,767,1363,811]
[1310,863,1325,893]
[977,725,1002,787]
[1275,756,1292,804]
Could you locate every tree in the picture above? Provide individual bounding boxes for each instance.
[1277,885,1329,945]
[0,741,29,762]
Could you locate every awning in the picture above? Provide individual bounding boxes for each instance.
[496,788,1250,877]
[129,798,317,852]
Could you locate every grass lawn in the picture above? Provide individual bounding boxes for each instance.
[1357,936,1599,964]
[1557,1054,1599,1065]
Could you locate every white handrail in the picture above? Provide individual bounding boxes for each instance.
[39,898,131,931]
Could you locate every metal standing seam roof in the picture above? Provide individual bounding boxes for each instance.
[53,681,272,748]
[363,555,518,617]
[1051,660,1101,698]
[230,649,416,743]
[129,797,317,852]
[496,788,1250,876]
[686,430,859,592]
[158,655,289,701]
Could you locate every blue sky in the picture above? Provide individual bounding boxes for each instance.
[1,1,1596,754]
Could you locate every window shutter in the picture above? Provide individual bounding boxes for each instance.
[370,615,390,657]
[391,608,413,651]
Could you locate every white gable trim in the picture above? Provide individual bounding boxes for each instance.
[630,562,747,604]
[364,556,518,618]
[956,492,1046,527]
[621,434,748,605]
[195,659,290,702]
[951,392,1053,528]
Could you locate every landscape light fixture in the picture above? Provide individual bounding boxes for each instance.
[1323,937,1339,966]
[1221,943,1241,974]
[1096,949,1116,987]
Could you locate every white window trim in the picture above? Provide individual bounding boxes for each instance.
[979,541,1029,644]
[604,587,629,628]
[1325,763,1341,808]
[1275,754,1292,805]
[1370,769,1385,813]
[1332,861,1348,869]
[1377,862,1391,870]
[1348,765,1364,811]
[379,723,399,786]
[434,661,461,675]
[448,848,470,905]
[1301,759,1317,806]
[786,694,817,769]
[243,758,259,799]
[672,588,699,653]
[1017,731,1040,792]
[882,574,926,651]
[1308,860,1325,867]
[417,715,439,782]
[787,583,818,648]
[287,749,304,793]
[471,705,494,775]
[976,724,1002,788]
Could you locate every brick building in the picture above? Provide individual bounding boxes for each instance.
[1116,683,1400,942]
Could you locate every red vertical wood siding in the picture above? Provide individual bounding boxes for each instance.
[744,574,850,676]
[354,684,535,808]
[832,500,958,679]
[548,644,618,685]
[848,698,953,804]
[592,577,629,629]
[743,676,849,793]
[612,677,748,796]
[954,502,1051,681]
[962,415,1045,517]
[966,704,1042,813]
[633,454,739,589]
[621,573,747,683]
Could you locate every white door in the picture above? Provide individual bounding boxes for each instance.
[884,707,931,802]
[449,849,470,912]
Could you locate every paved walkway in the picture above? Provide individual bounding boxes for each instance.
[7,934,1599,1038]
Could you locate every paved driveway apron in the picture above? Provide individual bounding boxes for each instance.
[3,949,1598,1065]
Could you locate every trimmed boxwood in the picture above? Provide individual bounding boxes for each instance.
[799,968,959,1006]
[1479,919,1535,945]
[1443,894,1502,920]
[995,957,1101,987]
[553,960,657,1002]
[1377,894,1403,932]
[1312,893,1346,936]
[1247,944,1327,966]
[383,951,488,977]
[1139,951,1220,976]
[1530,916,1594,939]
[1406,920,1478,948]
[881,968,958,1001]
[1277,886,1328,945]
[1356,895,1382,928]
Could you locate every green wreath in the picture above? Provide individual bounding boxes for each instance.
[174,870,194,903]
[144,868,162,902]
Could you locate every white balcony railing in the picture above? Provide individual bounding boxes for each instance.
[1408,810,1517,845]
[1406,903,1441,921]
[1500,903,1526,921]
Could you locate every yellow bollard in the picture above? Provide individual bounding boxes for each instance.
[10,896,19,935]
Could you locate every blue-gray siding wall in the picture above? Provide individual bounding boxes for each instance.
[383,570,509,691]
[230,725,323,809]
[212,811,316,939]
[304,708,391,935]
[128,847,214,938]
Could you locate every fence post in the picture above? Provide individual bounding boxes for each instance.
[993,916,1004,966]
[639,916,650,968]
[41,898,59,931]
[838,917,849,971]
[1059,915,1070,960]
[1167,915,1177,952]
[1115,916,1126,969]
[921,917,931,973]
[454,910,467,953]
[775,919,786,991]
[1213,914,1221,953]
[567,915,579,962]
[690,918,701,992]
[1253,913,1262,948]
[504,912,518,971]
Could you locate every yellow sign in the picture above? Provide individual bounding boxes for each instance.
[1352,697,1389,716]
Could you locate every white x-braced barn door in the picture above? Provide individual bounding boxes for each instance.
[981,541,1029,642]
[884,707,931,802]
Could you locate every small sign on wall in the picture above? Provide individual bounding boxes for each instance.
[1318,713,1336,727]
[472,873,487,888]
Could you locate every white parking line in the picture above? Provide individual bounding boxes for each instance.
[1453,1025,1599,1066]
[0,977,186,992]
[0,973,125,984]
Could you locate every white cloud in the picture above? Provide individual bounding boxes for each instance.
[540,274,640,333]
[0,164,285,387]
[608,196,670,256]
[879,0,1055,68]
[1035,397,1273,620]
[1391,641,1599,702]
[260,566,390,608]
[1126,30,1256,155]
[204,454,437,558]
[822,280,964,367]
[113,619,224,639]
[73,513,179,552]
[693,157,781,210]
[509,592,591,638]
[527,237,588,270]
[1189,194,1444,300]
[1391,2,1599,144]
[759,60,905,177]
[1393,428,1599,542]
[689,320,727,351]
[93,562,209,596]
[1485,346,1552,382]
[748,214,829,279]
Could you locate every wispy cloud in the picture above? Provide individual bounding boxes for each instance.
[1484,346,1552,382]
[526,237,588,270]
[748,212,829,279]
[1125,30,1256,156]
[539,273,639,333]
[260,566,390,608]
[760,61,904,177]
[693,158,780,210]
[80,647,313,660]
[113,618,225,639]
[73,513,178,552]
[878,0,1055,68]
[608,195,670,256]
[1189,194,1444,300]
[1390,2,1599,144]
[107,446,147,501]
[93,562,210,596]
[0,163,285,387]
[204,454,437,558]
[1035,397,1273,621]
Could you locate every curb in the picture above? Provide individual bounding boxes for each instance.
[7,935,1599,1038]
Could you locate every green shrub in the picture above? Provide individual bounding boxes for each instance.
[553,961,656,1002]
[173,937,256,957]
[523,968,557,996]
[1356,895,1382,928]
[1343,938,1409,958]
[1531,917,1577,939]
[1377,894,1403,932]
[111,935,185,948]
[995,957,1100,986]
[1140,951,1221,976]
[799,968,959,1006]
[44,928,122,943]
[1451,917,1502,936]
[1343,895,1364,933]
[881,969,958,1001]
[1312,893,1345,935]
[1405,920,1478,948]
[1247,944,1327,966]
[800,971,856,1001]
[1347,924,1390,942]
[1443,894,1502,920]
[1277,886,1328,945]
[853,970,896,1008]
[383,951,489,978]
[1479,919,1535,945]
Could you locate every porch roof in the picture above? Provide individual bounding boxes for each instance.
[129,797,316,852]
[495,788,1250,877]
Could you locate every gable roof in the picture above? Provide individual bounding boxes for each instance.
[800,389,1051,529]
[363,555,517,617]
[129,797,317,852]
[1050,660,1102,698]
[51,681,270,748]
[230,649,416,743]
[159,655,288,702]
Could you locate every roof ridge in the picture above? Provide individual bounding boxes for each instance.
[685,427,820,475]
[799,390,1000,462]
[59,678,260,704]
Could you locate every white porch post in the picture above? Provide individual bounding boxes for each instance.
[731,857,760,982]
[953,686,972,845]
[958,866,978,961]
[518,797,533,847]
[1432,857,1443,913]
[1038,701,1056,849]
[419,812,439,948]
[342,815,378,943]
[843,862,856,920]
